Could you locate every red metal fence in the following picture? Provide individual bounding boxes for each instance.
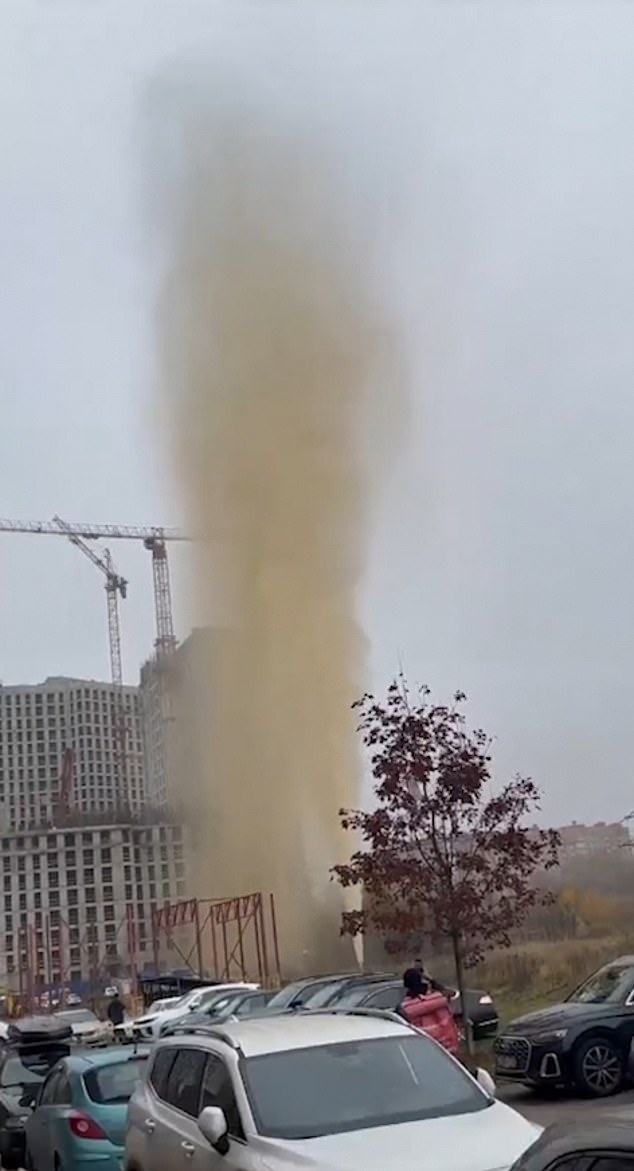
[151,892,281,987]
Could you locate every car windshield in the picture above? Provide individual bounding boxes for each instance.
[178,987,220,1010]
[206,992,245,1016]
[335,984,393,1009]
[568,962,634,1005]
[267,982,326,1010]
[148,999,178,1014]
[84,1056,148,1104]
[243,1033,489,1139]
[304,980,351,1009]
[56,1010,97,1024]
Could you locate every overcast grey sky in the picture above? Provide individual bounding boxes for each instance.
[1,1,633,825]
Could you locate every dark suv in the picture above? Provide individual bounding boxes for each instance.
[0,1017,72,1169]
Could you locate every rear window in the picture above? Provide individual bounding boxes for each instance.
[84,1057,148,1104]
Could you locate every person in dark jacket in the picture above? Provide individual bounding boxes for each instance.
[397,968,460,1054]
[106,992,124,1027]
[414,957,446,994]
[397,967,430,1015]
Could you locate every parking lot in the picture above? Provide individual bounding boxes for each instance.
[502,1082,634,1126]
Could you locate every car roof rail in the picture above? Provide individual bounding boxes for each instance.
[162,1022,243,1051]
[306,1006,414,1027]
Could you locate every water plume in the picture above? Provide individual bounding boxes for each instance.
[152,89,405,974]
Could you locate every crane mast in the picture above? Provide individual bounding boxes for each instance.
[52,517,131,810]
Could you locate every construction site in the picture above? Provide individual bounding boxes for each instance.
[0,516,288,1008]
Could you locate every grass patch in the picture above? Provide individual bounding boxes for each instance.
[437,934,634,1035]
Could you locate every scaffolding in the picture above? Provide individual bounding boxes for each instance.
[151,893,281,988]
[15,905,141,1013]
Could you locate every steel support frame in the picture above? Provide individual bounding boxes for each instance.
[151,892,281,987]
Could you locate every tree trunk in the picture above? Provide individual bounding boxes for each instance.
[451,930,474,1059]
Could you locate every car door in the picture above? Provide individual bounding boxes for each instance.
[26,1066,65,1171]
[129,1047,177,1171]
[189,1053,252,1171]
[154,1046,209,1171]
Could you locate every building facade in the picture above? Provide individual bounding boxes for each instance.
[140,628,216,811]
[556,820,630,859]
[0,820,187,990]
[0,677,146,830]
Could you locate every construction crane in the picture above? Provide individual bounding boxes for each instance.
[0,517,189,655]
[53,516,131,807]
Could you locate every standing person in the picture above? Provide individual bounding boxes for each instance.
[107,991,124,1028]
[414,957,446,994]
[398,968,459,1055]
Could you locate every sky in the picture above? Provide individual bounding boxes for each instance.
[1,1,634,825]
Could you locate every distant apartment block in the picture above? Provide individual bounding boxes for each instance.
[0,677,146,830]
[556,820,630,857]
[0,820,187,989]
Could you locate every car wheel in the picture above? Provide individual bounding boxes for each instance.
[572,1035,625,1097]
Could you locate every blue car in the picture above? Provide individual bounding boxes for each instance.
[24,1046,149,1171]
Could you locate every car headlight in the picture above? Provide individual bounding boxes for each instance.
[532,1028,567,1044]
[478,995,493,1005]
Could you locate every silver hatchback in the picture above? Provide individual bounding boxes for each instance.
[124,1012,540,1171]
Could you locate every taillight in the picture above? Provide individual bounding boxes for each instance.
[68,1113,107,1141]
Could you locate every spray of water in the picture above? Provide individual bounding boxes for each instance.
[153,93,404,973]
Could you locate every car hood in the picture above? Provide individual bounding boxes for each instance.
[252,1101,540,1171]
[504,1002,622,1034]
[71,1020,107,1036]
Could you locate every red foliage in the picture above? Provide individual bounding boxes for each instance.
[333,678,560,967]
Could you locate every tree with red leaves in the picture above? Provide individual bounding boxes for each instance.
[333,679,560,1051]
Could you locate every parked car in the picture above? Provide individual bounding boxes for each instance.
[310,976,499,1040]
[509,1119,634,1171]
[24,1046,150,1171]
[439,985,499,1040]
[0,1017,73,1170]
[54,1008,114,1047]
[132,983,259,1041]
[264,973,365,1011]
[162,989,274,1035]
[126,1009,541,1171]
[494,953,634,1097]
[114,997,181,1044]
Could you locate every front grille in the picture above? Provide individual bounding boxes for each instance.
[494,1035,531,1074]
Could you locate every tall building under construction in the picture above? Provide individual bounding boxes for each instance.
[0,674,187,990]
[0,676,145,830]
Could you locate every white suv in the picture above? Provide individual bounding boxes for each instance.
[131,985,259,1041]
[125,1010,540,1171]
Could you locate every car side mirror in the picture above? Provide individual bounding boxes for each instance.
[198,1106,230,1155]
[475,1068,496,1097]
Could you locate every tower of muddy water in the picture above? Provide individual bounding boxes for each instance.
[156,101,402,976]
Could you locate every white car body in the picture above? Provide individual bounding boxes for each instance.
[54,1009,114,1046]
[115,998,182,1043]
[132,983,259,1040]
[126,1011,541,1171]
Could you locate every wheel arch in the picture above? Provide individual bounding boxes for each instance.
[571,1025,627,1055]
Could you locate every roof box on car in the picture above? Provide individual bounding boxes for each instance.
[7,1016,73,1048]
